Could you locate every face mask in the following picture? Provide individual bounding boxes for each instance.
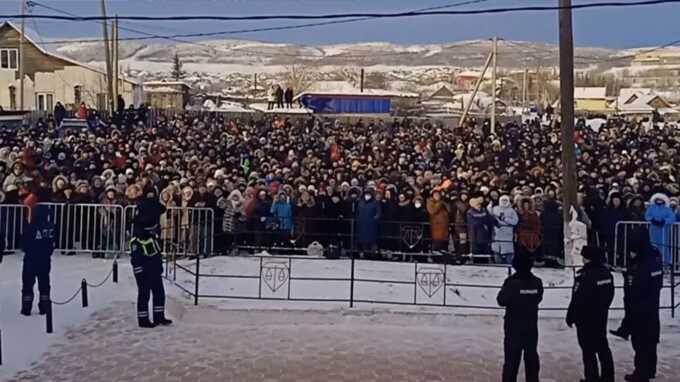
[414,202,422,208]
[364,195,372,201]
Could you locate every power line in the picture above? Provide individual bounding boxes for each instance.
[25,0,493,59]
[27,0,490,48]
[7,0,680,22]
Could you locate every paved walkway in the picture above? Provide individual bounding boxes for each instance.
[9,302,680,382]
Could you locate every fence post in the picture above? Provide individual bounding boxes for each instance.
[194,253,200,306]
[81,279,89,308]
[349,255,355,308]
[113,260,118,283]
[258,256,263,299]
[413,262,418,305]
[46,300,53,334]
[350,218,355,258]
[672,265,676,319]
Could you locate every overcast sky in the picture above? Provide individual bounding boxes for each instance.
[1,0,678,48]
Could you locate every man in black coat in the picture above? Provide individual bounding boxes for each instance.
[21,205,56,316]
[497,254,544,382]
[566,245,615,382]
[623,227,663,382]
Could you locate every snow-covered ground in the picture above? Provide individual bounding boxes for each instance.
[2,253,679,380]
[0,254,136,380]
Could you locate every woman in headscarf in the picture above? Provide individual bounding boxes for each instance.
[645,193,676,265]
[219,189,245,254]
[427,189,450,258]
[517,197,542,261]
[490,195,518,264]
[466,194,494,261]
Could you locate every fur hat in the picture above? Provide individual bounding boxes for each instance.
[581,245,605,262]
[512,254,534,273]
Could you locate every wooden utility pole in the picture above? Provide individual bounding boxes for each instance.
[360,68,365,92]
[100,0,113,113]
[522,67,528,111]
[253,73,258,95]
[490,36,498,135]
[535,59,542,106]
[458,52,493,127]
[113,15,119,112]
[19,0,26,111]
[559,0,578,225]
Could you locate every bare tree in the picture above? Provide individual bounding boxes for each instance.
[284,64,314,93]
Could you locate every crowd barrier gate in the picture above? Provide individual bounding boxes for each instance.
[124,205,214,257]
[0,204,28,251]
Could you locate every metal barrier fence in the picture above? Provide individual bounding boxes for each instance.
[0,203,212,258]
[0,204,28,251]
[614,221,680,271]
[124,205,214,257]
[39,203,125,257]
[168,254,679,317]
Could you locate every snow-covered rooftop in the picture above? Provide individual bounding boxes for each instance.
[574,87,607,99]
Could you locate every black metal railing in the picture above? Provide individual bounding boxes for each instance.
[168,253,679,317]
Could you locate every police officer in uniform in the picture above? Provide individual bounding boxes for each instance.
[566,246,615,382]
[130,191,172,328]
[624,227,663,382]
[497,254,543,382]
[21,205,56,316]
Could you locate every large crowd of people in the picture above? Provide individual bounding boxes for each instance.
[1,105,679,264]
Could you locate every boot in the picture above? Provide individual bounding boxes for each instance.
[38,295,50,315]
[21,296,33,316]
[156,317,173,326]
[610,328,630,341]
[138,318,156,328]
[625,374,650,382]
[154,311,173,326]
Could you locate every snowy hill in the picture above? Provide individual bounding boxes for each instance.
[54,38,618,71]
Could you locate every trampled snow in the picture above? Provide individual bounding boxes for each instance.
[2,253,679,380]
[0,254,136,380]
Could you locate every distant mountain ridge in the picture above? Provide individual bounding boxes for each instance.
[53,38,620,69]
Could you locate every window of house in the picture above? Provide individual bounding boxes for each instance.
[96,93,106,111]
[74,86,82,104]
[9,86,16,110]
[36,94,45,111]
[36,93,54,111]
[0,48,19,70]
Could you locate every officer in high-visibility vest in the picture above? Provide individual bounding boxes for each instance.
[21,204,56,316]
[130,191,172,328]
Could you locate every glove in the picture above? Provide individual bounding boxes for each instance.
[651,219,665,227]
[566,318,573,328]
